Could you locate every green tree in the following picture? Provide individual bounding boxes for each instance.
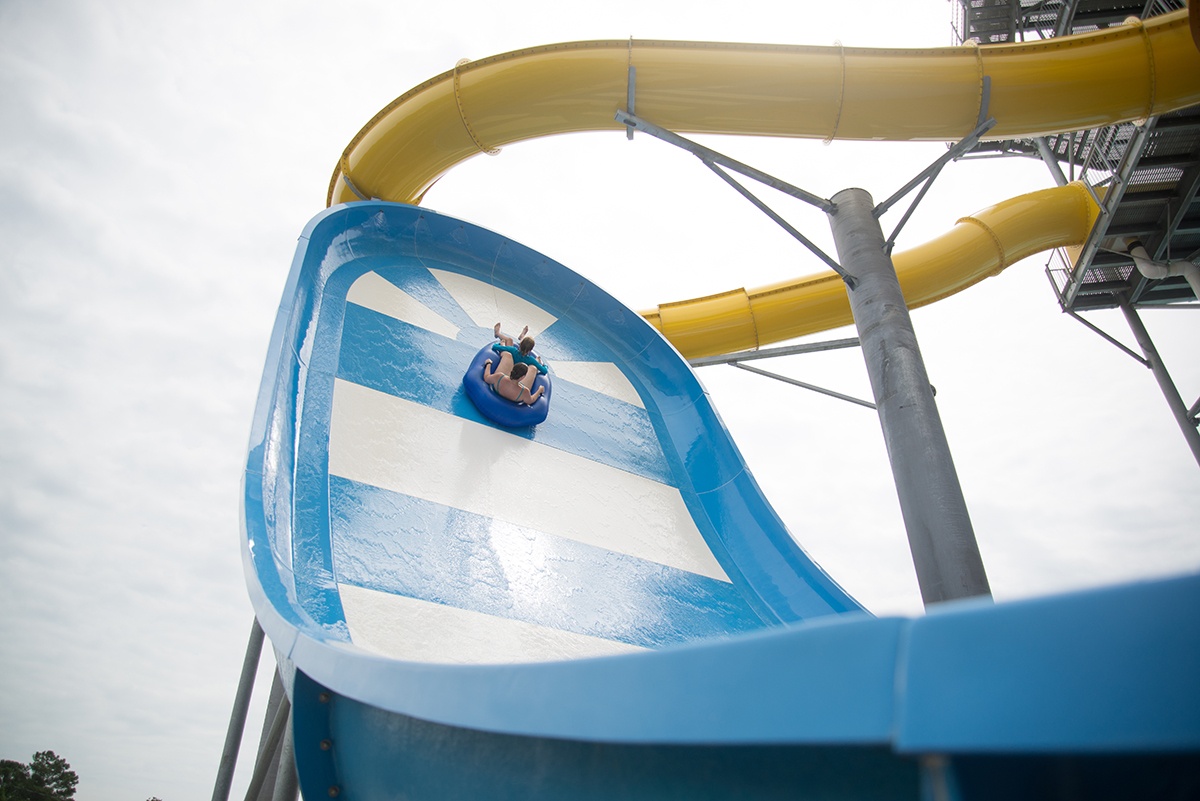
[0,760,34,801]
[0,752,77,801]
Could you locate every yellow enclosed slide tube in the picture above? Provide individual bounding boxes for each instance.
[646,182,1099,357]
[329,11,1198,207]
[328,10,1199,357]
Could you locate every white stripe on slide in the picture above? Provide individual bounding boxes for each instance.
[346,271,459,339]
[339,583,647,664]
[328,379,729,581]
[429,268,558,336]
[550,360,644,408]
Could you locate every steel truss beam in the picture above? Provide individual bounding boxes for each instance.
[1116,295,1200,467]
[623,111,992,604]
[614,110,853,285]
[690,339,874,409]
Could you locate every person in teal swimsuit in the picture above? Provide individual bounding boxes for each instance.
[493,322,548,375]
[483,351,544,404]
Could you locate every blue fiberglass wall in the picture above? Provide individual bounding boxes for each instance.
[244,201,1200,801]
[242,201,863,662]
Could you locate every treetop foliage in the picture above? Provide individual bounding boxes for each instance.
[0,752,78,801]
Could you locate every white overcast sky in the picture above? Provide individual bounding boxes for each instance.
[1,1,1197,800]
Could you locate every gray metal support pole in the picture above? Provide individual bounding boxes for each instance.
[245,678,291,801]
[829,188,992,606]
[1116,295,1200,467]
[213,620,265,801]
[1034,137,1070,187]
[269,713,299,801]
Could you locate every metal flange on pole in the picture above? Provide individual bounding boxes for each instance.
[828,188,991,606]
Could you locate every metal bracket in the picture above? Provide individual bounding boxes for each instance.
[689,338,875,410]
[689,337,862,366]
[729,363,876,409]
[625,66,636,140]
[1034,137,1070,187]
[1115,293,1200,463]
[616,111,834,211]
[874,117,998,254]
[342,172,370,202]
[615,110,856,287]
[1062,305,1149,367]
[975,75,992,130]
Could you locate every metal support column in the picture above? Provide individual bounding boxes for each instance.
[1116,295,1200,467]
[245,676,292,801]
[829,188,992,606]
[1034,137,1070,187]
[212,620,265,801]
[269,720,299,801]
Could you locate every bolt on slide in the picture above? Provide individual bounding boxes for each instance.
[241,9,1200,800]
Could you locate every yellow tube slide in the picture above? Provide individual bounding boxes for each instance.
[646,182,1099,357]
[328,10,1199,356]
[329,11,1198,206]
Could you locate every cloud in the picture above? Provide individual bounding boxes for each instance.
[1,1,1196,800]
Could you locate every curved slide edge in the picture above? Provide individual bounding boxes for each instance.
[243,203,1200,748]
[328,11,1199,207]
[285,571,1200,800]
[644,181,1100,358]
[240,200,866,694]
[244,204,1200,799]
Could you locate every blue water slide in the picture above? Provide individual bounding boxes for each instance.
[242,201,1200,800]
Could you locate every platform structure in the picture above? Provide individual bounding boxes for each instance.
[953,0,1200,463]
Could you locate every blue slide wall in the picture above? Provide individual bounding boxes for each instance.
[242,201,1200,800]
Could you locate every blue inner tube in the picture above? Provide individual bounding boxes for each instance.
[463,344,551,427]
